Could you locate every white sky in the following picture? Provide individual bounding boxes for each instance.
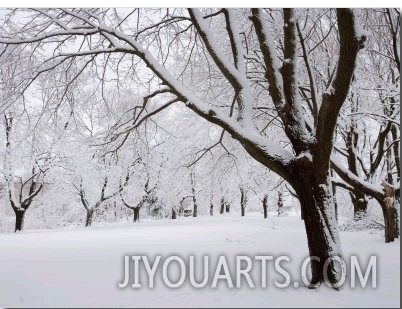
[0,0,401,8]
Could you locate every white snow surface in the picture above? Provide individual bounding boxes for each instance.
[0,214,399,308]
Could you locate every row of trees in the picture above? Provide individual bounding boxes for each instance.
[0,8,399,288]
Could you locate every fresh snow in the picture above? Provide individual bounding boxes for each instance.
[0,213,399,308]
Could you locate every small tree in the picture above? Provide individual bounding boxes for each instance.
[120,171,157,223]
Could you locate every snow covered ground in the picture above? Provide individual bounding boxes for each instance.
[0,213,399,308]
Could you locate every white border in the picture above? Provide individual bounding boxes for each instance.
[0,1,401,8]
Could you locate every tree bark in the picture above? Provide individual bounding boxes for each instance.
[390,124,400,181]
[193,203,198,218]
[14,209,26,232]
[351,191,368,220]
[85,209,94,227]
[191,171,198,217]
[277,191,283,217]
[220,198,225,214]
[381,183,400,243]
[210,204,213,216]
[240,188,246,217]
[262,195,268,219]
[133,207,140,223]
[330,169,339,221]
[293,162,343,287]
[172,208,177,220]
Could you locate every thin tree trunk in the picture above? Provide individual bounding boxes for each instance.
[210,203,213,216]
[14,209,26,232]
[133,207,140,223]
[220,198,225,214]
[85,209,94,227]
[381,183,400,243]
[262,195,268,219]
[225,203,230,213]
[191,171,198,217]
[172,208,177,220]
[277,191,283,217]
[240,188,246,217]
[390,124,400,181]
[193,202,198,218]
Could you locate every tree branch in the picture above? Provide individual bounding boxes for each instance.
[315,9,366,176]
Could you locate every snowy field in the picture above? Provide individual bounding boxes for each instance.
[0,213,399,308]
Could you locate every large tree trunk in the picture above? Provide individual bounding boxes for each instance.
[262,195,268,219]
[14,208,26,232]
[295,167,343,287]
[85,209,94,227]
[380,183,400,243]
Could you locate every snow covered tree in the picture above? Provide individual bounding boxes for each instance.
[332,8,400,242]
[120,169,157,223]
[0,8,370,286]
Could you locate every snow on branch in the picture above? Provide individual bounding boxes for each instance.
[315,9,367,173]
[331,159,383,199]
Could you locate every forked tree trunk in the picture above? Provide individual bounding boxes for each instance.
[295,168,343,287]
[262,195,268,219]
[14,209,26,232]
[351,191,368,220]
[85,209,94,227]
